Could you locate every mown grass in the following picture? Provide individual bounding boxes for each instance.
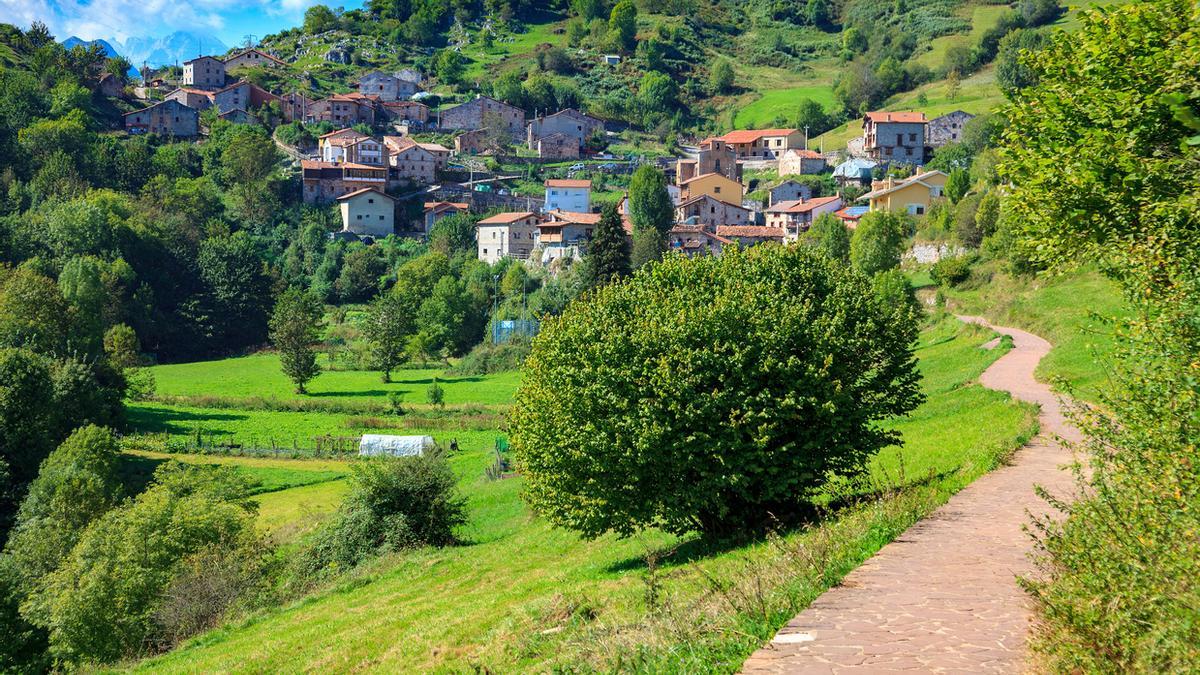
[939,264,1127,399]
[147,354,521,407]
[734,85,838,129]
[128,316,1036,673]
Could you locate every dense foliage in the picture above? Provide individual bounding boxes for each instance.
[511,245,923,538]
[1002,0,1200,668]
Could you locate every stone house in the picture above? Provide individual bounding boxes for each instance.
[544,179,591,213]
[182,56,226,89]
[306,94,379,126]
[714,129,804,159]
[778,148,827,176]
[675,194,751,227]
[768,180,813,206]
[526,108,603,153]
[218,108,257,125]
[927,110,975,148]
[536,133,580,160]
[764,195,844,241]
[338,187,395,238]
[358,71,420,102]
[440,95,525,134]
[417,142,450,170]
[123,99,198,137]
[861,170,949,216]
[224,49,286,71]
[713,225,785,246]
[477,212,540,264]
[668,225,731,257]
[382,100,430,125]
[165,88,213,110]
[423,201,469,233]
[301,160,389,204]
[677,138,739,184]
[454,128,490,154]
[679,172,744,203]
[279,91,316,123]
[862,111,928,164]
[383,137,437,184]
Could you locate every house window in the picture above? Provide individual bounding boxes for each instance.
[714,186,721,194]
[907,204,925,216]
[379,215,384,221]
[356,214,363,220]
[368,198,374,203]
[483,248,488,255]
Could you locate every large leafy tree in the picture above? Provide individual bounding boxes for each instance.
[803,212,851,262]
[608,0,638,52]
[511,245,922,538]
[850,210,907,276]
[365,293,415,383]
[1001,0,1200,668]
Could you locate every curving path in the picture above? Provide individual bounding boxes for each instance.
[741,316,1079,674]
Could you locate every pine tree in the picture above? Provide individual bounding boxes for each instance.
[584,202,631,288]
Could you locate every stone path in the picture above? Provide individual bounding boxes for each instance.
[741,316,1079,674]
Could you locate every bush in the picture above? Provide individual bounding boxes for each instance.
[449,339,531,376]
[426,378,445,408]
[296,453,466,576]
[850,210,909,276]
[930,255,974,287]
[32,463,259,664]
[510,245,923,539]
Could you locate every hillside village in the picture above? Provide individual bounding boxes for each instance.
[120,46,972,264]
[1,0,1198,673]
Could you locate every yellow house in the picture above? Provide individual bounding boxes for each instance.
[679,172,744,204]
[861,170,949,216]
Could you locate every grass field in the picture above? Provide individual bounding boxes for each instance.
[734,85,838,129]
[148,354,520,407]
[939,265,1127,399]
[915,4,1014,70]
[129,315,1037,673]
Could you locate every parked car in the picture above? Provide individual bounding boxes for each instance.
[567,163,585,172]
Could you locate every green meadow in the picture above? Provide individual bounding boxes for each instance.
[126,315,1037,672]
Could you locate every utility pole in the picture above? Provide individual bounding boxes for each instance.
[804,126,809,150]
[243,34,258,49]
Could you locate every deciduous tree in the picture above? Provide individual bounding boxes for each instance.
[269,289,324,394]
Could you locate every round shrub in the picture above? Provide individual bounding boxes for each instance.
[510,245,924,539]
[930,254,973,287]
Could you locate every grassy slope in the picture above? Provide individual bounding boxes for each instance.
[938,265,1127,399]
[129,316,1036,673]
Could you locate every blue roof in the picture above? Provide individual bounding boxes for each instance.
[841,205,870,216]
[832,158,878,178]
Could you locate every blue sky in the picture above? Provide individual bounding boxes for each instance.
[0,0,362,46]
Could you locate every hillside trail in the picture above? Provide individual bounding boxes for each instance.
[741,316,1080,674]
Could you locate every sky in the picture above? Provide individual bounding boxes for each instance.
[0,0,361,46]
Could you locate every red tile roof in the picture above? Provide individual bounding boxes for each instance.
[546,210,602,225]
[336,187,393,201]
[679,172,741,186]
[766,195,842,213]
[544,179,592,188]
[717,128,798,144]
[864,111,926,124]
[478,212,537,225]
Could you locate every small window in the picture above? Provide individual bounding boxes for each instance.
[714,186,721,194]
[379,215,384,221]
[368,198,374,203]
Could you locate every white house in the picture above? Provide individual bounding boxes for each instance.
[544,179,591,213]
[338,187,395,238]
[477,212,540,264]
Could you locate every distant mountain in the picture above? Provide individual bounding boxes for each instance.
[62,36,140,77]
[118,31,230,69]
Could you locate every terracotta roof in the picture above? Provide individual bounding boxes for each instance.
[676,194,748,210]
[547,210,601,225]
[327,134,373,147]
[717,128,798,143]
[340,162,385,170]
[319,128,364,139]
[766,195,842,213]
[679,172,741,186]
[714,225,786,239]
[337,187,394,201]
[478,212,537,225]
[171,87,214,97]
[383,100,429,108]
[864,111,926,124]
[544,179,592,188]
[423,201,469,211]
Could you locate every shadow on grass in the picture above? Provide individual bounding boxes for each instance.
[116,453,169,496]
[604,467,961,574]
[127,406,247,436]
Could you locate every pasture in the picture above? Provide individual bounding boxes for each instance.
[129,315,1038,672]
